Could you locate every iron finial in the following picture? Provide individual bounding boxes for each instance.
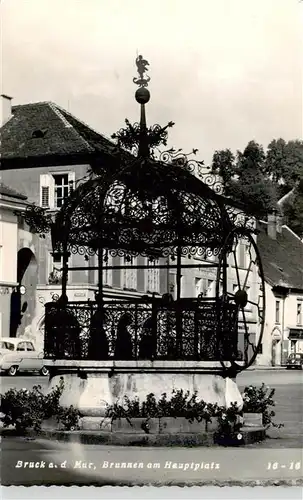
[133,54,150,88]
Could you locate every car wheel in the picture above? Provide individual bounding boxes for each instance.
[7,365,18,376]
[40,366,50,377]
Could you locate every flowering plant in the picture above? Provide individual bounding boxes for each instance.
[105,389,216,424]
[212,402,244,446]
[0,378,80,433]
[242,383,283,429]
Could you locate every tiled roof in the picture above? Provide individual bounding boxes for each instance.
[0,101,117,165]
[257,221,303,290]
[0,183,27,200]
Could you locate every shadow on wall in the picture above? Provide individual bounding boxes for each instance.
[10,248,38,337]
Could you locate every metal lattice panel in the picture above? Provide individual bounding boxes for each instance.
[50,156,233,258]
[44,297,239,362]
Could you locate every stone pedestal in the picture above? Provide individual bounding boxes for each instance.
[46,360,243,430]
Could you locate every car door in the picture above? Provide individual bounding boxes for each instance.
[14,341,28,370]
[20,342,43,371]
[27,341,44,371]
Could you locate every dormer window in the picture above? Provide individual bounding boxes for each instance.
[32,129,47,138]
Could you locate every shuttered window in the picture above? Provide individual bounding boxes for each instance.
[40,171,75,209]
[41,186,49,207]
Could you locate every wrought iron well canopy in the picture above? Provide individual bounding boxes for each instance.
[42,56,265,374]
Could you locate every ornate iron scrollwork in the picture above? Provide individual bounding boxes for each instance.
[42,55,265,371]
[216,227,266,374]
[44,297,239,362]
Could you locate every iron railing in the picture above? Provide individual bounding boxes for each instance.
[44,297,239,361]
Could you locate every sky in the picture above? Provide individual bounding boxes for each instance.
[1,0,302,165]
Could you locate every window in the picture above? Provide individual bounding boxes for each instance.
[123,256,137,290]
[207,279,214,297]
[145,258,160,294]
[26,342,35,351]
[40,172,75,209]
[17,342,26,351]
[102,250,113,286]
[195,278,214,297]
[275,300,280,324]
[258,295,264,314]
[168,273,176,295]
[54,174,70,208]
[238,242,250,269]
[48,253,63,284]
[195,277,202,297]
[0,341,14,350]
[297,303,302,326]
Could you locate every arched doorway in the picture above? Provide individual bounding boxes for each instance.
[10,248,37,337]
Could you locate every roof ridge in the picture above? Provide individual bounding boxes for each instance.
[48,103,95,152]
[10,100,115,146]
[12,100,55,109]
[54,103,115,144]
[282,225,303,243]
[47,102,73,129]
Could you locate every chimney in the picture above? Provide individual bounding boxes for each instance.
[1,94,13,127]
[267,210,278,239]
[276,213,283,234]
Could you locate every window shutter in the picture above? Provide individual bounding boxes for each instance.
[68,171,76,194]
[40,174,55,208]
[40,174,49,207]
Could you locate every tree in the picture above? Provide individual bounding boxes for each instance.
[265,139,303,195]
[211,141,277,217]
[211,139,303,231]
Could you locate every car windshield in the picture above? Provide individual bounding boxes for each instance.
[0,341,15,351]
[289,353,302,359]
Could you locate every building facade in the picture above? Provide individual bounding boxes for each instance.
[256,217,303,366]
[0,184,40,343]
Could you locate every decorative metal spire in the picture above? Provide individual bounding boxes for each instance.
[133,55,150,87]
[112,56,174,160]
[134,55,150,159]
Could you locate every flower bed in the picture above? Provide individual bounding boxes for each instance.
[242,383,283,429]
[0,382,283,446]
[0,378,80,433]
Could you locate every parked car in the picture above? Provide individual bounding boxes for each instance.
[286,352,303,370]
[0,337,49,376]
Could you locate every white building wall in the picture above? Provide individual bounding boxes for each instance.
[0,207,19,338]
[284,293,303,355]
[258,284,303,366]
[0,216,18,285]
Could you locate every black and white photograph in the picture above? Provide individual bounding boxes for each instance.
[0,0,302,498]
